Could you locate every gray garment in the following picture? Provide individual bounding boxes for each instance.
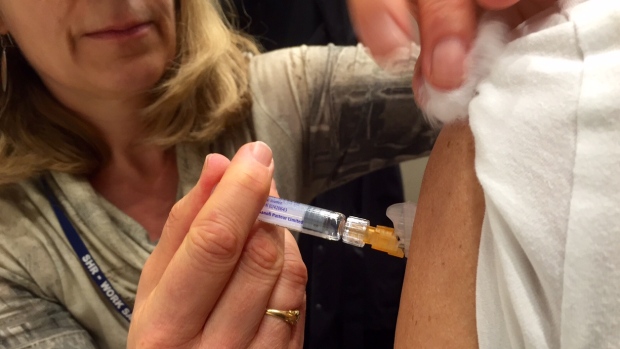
[0,45,434,349]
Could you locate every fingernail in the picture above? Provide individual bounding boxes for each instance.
[270,179,278,195]
[410,16,420,45]
[430,38,468,89]
[201,154,211,174]
[251,141,273,167]
[372,43,417,74]
[361,11,415,71]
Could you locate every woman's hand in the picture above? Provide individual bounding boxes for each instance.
[347,0,557,90]
[127,142,307,349]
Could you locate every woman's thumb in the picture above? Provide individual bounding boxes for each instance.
[417,0,478,90]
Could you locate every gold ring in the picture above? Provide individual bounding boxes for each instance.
[265,309,300,325]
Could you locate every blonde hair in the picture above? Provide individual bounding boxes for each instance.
[0,0,258,185]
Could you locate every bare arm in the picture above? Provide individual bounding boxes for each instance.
[395,121,484,348]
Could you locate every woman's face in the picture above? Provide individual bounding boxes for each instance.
[0,0,176,100]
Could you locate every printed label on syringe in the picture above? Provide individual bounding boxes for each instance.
[259,210,304,225]
[258,197,310,232]
[257,197,344,241]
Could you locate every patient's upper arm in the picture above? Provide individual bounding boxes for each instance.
[395,121,484,349]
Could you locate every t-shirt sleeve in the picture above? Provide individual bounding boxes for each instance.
[472,1,620,348]
[249,44,436,202]
[0,277,96,349]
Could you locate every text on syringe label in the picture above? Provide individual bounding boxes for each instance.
[258,197,309,232]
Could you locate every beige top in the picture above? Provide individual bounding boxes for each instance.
[0,44,434,349]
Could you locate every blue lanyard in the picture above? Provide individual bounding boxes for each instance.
[40,179,132,322]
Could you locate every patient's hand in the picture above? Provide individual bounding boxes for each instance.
[395,121,485,349]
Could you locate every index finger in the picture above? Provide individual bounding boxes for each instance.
[141,142,275,341]
[136,153,231,302]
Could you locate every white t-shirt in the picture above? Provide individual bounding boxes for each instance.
[472,1,620,347]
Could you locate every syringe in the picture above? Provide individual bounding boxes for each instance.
[258,196,416,258]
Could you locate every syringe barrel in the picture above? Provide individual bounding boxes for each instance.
[258,197,345,241]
